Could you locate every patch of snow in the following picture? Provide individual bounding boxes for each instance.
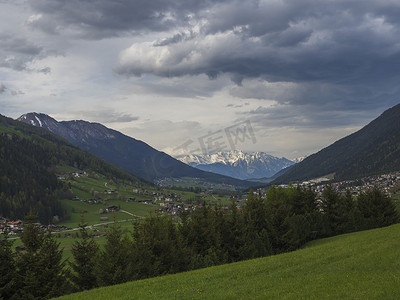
[34,115,42,127]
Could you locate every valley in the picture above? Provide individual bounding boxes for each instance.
[2,104,400,299]
[2,2,400,298]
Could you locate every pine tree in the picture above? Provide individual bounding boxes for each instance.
[0,227,16,299]
[95,222,132,286]
[132,215,189,279]
[321,184,342,235]
[14,214,70,299]
[357,186,399,229]
[70,220,99,291]
[243,189,272,257]
[336,189,357,233]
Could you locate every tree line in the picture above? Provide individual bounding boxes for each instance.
[0,185,398,299]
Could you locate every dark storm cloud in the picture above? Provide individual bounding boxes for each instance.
[0,33,52,72]
[113,0,400,115]
[28,0,400,90]
[28,0,229,38]
[0,34,43,55]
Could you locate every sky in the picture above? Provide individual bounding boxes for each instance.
[1,0,400,160]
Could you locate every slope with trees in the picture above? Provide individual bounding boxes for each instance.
[0,114,144,223]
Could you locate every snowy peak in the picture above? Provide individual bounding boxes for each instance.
[177,150,295,180]
[291,156,307,163]
[17,113,116,141]
[17,112,59,132]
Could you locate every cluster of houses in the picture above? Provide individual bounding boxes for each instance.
[0,218,73,235]
[312,171,400,197]
[159,203,195,215]
[257,171,400,201]
[0,219,23,235]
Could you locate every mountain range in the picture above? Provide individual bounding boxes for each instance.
[177,150,295,180]
[16,102,400,187]
[273,103,400,184]
[18,113,254,188]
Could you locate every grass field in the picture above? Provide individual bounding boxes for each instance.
[57,223,400,299]
[9,170,234,262]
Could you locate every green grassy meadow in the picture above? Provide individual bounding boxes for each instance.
[58,223,400,299]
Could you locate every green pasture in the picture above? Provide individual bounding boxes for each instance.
[58,223,400,299]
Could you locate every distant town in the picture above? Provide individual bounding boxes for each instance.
[2,171,400,237]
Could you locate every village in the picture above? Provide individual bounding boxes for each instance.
[312,171,400,198]
[257,171,400,200]
[3,170,399,237]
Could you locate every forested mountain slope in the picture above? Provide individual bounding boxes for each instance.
[274,103,400,183]
[0,114,143,223]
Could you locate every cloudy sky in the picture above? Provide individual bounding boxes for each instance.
[1,0,400,159]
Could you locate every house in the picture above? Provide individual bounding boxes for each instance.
[72,171,85,178]
[7,221,22,229]
[106,205,119,213]
[104,189,116,194]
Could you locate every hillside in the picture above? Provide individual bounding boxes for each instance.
[177,150,295,180]
[17,113,254,188]
[58,223,400,299]
[0,114,144,223]
[274,103,400,183]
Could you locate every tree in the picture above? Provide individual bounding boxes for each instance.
[357,186,399,229]
[14,214,70,299]
[95,222,132,286]
[70,219,99,291]
[0,227,16,299]
[132,215,190,279]
[321,184,343,235]
[242,189,272,257]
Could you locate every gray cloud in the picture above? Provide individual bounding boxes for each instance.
[0,32,53,72]
[2,0,400,158]
[0,82,5,93]
[128,74,230,98]
[60,110,139,124]
[116,7,400,83]
[244,103,380,130]
[27,0,229,39]
[10,90,24,96]
[114,0,400,113]
[108,114,139,123]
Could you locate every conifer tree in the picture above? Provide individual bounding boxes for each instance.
[321,184,342,235]
[0,227,16,299]
[357,186,399,229]
[70,219,99,291]
[95,221,132,286]
[14,213,70,299]
[243,189,272,257]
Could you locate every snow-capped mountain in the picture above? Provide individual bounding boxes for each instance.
[177,150,296,180]
[291,156,307,163]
